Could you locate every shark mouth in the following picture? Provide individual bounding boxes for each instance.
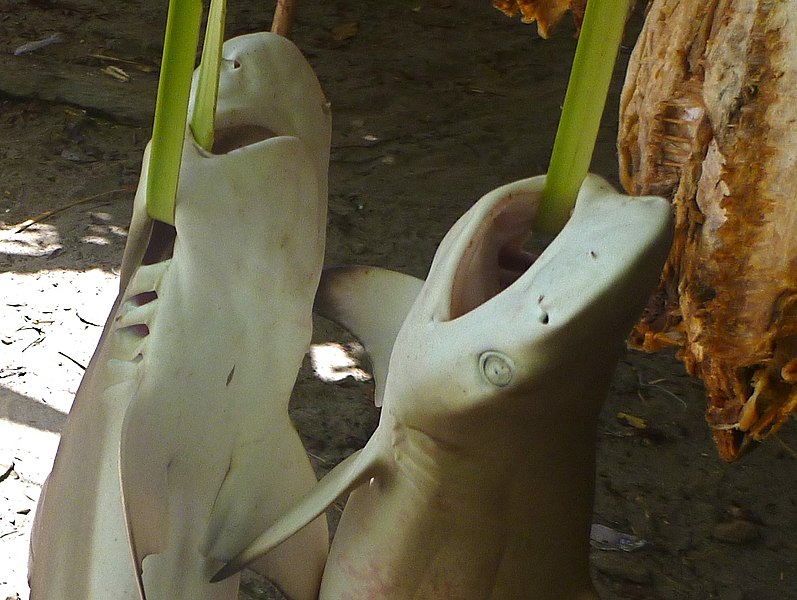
[139,124,282,267]
[449,192,539,320]
[211,124,279,154]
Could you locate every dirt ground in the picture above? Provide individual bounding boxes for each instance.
[1,1,796,599]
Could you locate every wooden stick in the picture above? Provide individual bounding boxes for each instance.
[271,0,297,38]
[13,186,134,233]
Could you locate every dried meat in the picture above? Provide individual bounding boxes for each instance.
[618,0,797,460]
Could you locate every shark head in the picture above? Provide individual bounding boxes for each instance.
[194,31,331,183]
[214,174,673,595]
[383,174,672,439]
[120,31,331,289]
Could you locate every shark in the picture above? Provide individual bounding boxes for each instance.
[28,32,331,600]
[213,174,672,599]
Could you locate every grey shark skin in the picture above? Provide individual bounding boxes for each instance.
[28,33,331,600]
[217,174,672,599]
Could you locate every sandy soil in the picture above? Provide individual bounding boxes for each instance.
[1,1,796,599]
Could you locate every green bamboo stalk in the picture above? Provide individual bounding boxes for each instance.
[535,0,632,235]
[146,0,203,224]
[191,0,227,151]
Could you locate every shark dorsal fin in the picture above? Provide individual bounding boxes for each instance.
[315,266,424,406]
[211,447,380,582]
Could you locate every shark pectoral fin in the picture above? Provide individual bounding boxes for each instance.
[119,401,171,597]
[315,266,424,406]
[201,431,322,559]
[210,447,378,583]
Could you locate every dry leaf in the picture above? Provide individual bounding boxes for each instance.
[617,412,647,430]
[332,22,359,42]
[101,65,130,82]
[492,0,587,37]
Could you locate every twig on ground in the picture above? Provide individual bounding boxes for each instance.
[76,312,102,327]
[13,186,134,233]
[638,374,688,408]
[58,351,87,371]
[88,53,157,73]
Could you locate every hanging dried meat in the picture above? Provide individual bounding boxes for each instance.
[618,0,797,460]
[492,0,587,37]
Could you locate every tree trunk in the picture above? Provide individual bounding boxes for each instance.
[619,0,797,460]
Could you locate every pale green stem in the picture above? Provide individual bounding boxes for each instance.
[191,0,227,151]
[146,0,203,224]
[535,0,632,235]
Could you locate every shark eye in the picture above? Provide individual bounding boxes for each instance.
[479,351,514,387]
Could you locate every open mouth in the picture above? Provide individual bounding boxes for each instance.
[448,193,539,320]
[211,124,280,154]
[139,123,283,266]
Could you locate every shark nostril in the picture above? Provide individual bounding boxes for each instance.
[535,294,550,324]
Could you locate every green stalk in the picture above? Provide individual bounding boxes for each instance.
[146,0,203,224]
[535,0,632,235]
[191,0,227,151]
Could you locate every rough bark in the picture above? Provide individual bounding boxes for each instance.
[619,0,797,460]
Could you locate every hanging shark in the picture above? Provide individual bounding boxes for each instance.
[28,32,331,600]
[214,174,672,599]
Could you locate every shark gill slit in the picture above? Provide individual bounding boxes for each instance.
[118,323,150,338]
[109,267,165,372]
[116,289,159,339]
[125,290,158,310]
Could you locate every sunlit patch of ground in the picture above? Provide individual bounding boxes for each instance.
[0,225,118,600]
[0,222,375,600]
[310,341,371,384]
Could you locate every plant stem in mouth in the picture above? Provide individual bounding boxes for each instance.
[536,0,632,235]
[146,0,203,224]
[191,0,227,152]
